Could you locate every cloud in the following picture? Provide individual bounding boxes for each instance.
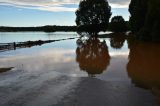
[0,0,130,12]
[109,0,130,8]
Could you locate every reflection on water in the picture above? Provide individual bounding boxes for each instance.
[127,40,160,104]
[0,32,160,105]
[0,32,77,43]
[127,41,160,89]
[76,37,110,77]
[110,33,125,49]
[0,37,77,53]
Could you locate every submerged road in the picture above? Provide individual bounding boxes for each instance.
[0,69,156,106]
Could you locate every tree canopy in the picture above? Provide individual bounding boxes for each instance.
[109,16,127,33]
[129,0,160,41]
[75,0,111,35]
[129,0,148,33]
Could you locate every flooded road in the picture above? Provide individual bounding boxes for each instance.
[0,32,159,106]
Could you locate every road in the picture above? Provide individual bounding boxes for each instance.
[0,69,156,106]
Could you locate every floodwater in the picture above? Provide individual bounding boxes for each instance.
[0,32,160,106]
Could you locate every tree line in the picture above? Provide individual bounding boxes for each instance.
[76,0,160,41]
[0,0,129,33]
[0,26,77,32]
[1,0,159,41]
[75,0,129,35]
[0,22,130,33]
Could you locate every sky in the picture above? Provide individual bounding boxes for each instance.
[0,0,131,27]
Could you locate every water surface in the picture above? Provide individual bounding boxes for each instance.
[0,32,159,106]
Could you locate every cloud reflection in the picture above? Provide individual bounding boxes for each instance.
[0,48,84,76]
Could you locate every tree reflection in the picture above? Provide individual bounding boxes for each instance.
[110,33,126,49]
[127,41,160,89]
[76,37,110,77]
[127,40,160,103]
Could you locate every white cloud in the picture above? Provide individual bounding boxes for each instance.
[109,0,130,8]
[0,0,130,12]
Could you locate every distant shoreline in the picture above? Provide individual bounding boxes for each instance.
[0,23,130,33]
[0,26,77,32]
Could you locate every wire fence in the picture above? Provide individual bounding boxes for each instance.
[0,37,78,52]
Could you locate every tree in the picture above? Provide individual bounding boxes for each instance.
[141,0,160,41]
[129,0,160,41]
[109,16,127,32]
[129,0,148,33]
[75,0,111,35]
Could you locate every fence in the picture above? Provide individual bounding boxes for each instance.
[0,37,78,52]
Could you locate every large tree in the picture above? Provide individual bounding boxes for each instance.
[75,0,111,35]
[129,0,148,33]
[142,0,160,41]
[129,0,160,41]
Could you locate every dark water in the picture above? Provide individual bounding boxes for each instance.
[0,32,160,106]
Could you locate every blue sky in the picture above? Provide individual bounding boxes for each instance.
[0,0,130,27]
